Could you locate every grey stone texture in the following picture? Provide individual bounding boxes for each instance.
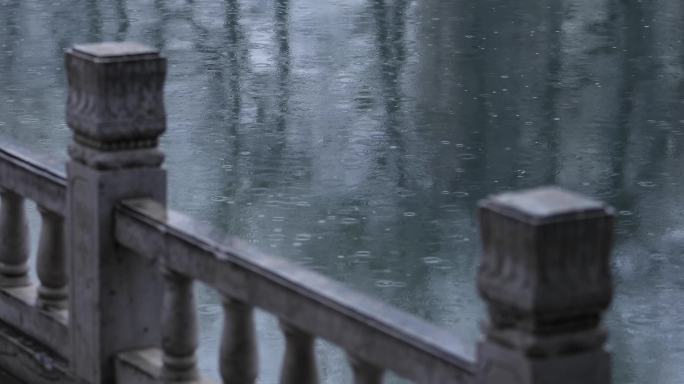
[220,298,258,384]
[65,42,166,169]
[65,42,166,384]
[477,186,614,384]
[0,42,615,384]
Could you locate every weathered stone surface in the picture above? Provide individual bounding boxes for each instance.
[68,162,166,384]
[279,321,318,384]
[0,368,25,384]
[0,189,30,287]
[348,354,384,384]
[160,267,198,382]
[0,284,69,358]
[66,42,167,384]
[477,342,610,384]
[65,42,166,169]
[0,319,70,384]
[0,37,620,384]
[116,198,476,384]
[479,187,613,339]
[0,136,66,215]
[36,206,67,310]
[116,348,214,384]
[220,298,258,384]
[0,141,72,374]
[73,42,158,58]
[477,186,614,384]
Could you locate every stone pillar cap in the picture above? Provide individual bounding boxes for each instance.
[65,41,166,169]
[71,42,159,62]
[480,186,611,224]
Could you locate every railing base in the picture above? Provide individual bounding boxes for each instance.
[477,341,611,384]
[117,349,215,384]
[0,319,70,384]
[0,285,69,357]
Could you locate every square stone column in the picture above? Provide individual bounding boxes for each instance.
[476,187,614,384]
[65,42,167,384]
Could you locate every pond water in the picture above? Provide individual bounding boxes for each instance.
[1,0,683,382]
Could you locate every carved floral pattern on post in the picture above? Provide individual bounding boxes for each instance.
[65,42,165,145]
[279,320,318,384]
[161,267,199,382]
[65,42,167,170]
[36,205,67,309]
[0,188,30,287]
[220,297,258,384]
[477,187,614,384]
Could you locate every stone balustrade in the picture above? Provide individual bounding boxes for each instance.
[0,138,70,373]
[0,42,615,384]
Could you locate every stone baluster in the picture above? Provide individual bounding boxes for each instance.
[0,189,30,287]
[279,320,318,384]
[36,206,67,309]
[161,268,199,382]
[220,297,258,384]
[66,42,167,383]
[476,187,614,384]
[348,355,383,384]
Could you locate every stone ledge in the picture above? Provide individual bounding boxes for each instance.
[0,368,26,384]
[0,285,69,358]
[0,319,71,384]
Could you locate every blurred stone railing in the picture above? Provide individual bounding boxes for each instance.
[0,42,615,384]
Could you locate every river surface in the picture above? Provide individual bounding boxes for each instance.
[1,0,683,382]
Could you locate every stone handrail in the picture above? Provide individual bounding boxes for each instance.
[114,198,475,383]
[0,137,66,215]
[0,41,616,384]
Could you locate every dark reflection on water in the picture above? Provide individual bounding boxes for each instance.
[1,0,683,382]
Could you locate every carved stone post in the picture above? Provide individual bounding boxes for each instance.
[220,297,258,384]
[279,320,318,384]
[36,205,67,309]
[348,355,383,384]
[161,267,199,381]
[476,187,614,384]
[0,189,30,287]
[65,42,167,384]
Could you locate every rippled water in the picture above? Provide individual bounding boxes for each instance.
[1,0,683,382]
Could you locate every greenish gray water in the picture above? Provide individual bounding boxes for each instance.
[1,0,683,382]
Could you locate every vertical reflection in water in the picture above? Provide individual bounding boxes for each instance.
[85,0,103,41]
[114,0,130,41]
[274,0,290,134]
[261,0,289,191]
[152,0,169,50]
[612,0,651,214]
[554,0,619,196]
[533,0,562,187]
[0,0,20,90]
[608,0,636,207]
[214,0,244,225]
[225,0,243,129]
[371,0,407,188]
[371,0,445,321]
[0,0,20,71]
[608,1,684,383]
[412,0,479,217]
[0,0,21,139]
[371,0,407,309]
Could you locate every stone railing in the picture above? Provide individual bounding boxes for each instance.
[0,42,615,384]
